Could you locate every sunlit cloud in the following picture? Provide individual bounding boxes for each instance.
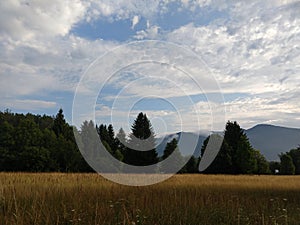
[0,0,299,132]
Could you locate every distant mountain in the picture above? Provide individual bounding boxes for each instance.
[156,132,207,157]
[245,124,300,161]
[155,124,300,161]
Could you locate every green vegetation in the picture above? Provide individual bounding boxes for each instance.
[1,109,300,224]
[1,109,300,175]
[0,109,91,172]
[280,154,296,175]
[1,173,300,225]
[279,147,300,175]
[124,112,158,166]
[201,121,270,174]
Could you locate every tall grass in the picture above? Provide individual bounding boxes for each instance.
[1,173,300,225]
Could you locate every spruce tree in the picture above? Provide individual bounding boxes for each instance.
[162,138,179,159]
[201,121,260,174]
[124,112,158,166]
[116,128,126,156]
[107,124,117,153]
[162,138,184,173]
[52,108,66,137]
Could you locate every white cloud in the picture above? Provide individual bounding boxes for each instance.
[131,15,139,29]
[1,0,299,131]
[74,0,299,130]
[121,0,300,130]
[85,0,161,22]
[1,99,57,111]
[0,35,118,98]
[165,1,300,97]
[94,104,182,135]
[224,94,300,129]
[0,0,106,105]
[134,25,160,39]
[182,0,212,9]
[0,0,87,41]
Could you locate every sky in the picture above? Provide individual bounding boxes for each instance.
[0,0,299,135]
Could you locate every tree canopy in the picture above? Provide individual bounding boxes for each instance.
[1,110,297,175]
[200,121,270,174]
[0,109,91,172]
[124,112,158,166]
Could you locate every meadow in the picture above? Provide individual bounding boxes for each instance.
[1,173,300,225]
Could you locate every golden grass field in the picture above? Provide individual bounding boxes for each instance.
[1,173,300,225]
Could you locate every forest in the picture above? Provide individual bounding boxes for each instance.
[0,108,300,175]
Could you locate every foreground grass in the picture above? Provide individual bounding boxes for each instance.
[1,173,300,225]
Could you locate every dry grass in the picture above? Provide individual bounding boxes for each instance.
[1,173,300,225]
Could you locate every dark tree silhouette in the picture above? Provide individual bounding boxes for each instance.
[201,121,267,174]
[161,138,184,173]
[124,112,158,166]
[280,153,295,175]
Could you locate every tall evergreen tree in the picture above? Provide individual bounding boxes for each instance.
[51,109,82,172]
[224,121,244,151]
[200,121,263,174]
[280,153,295,175]
[107,124,117,153]
[116,128,126,156]
[124,112,158,166]
[52,108,66,137]
[98,124,110,143]
[162,138,180,159]
[201,135,233,174]
[161,138,184,173]
[81,120,101,159]
[108,124,115,141]
[235,135,257,174]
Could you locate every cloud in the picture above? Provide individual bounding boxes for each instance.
[224,94,300,129]
[73,0,299,131]
[0,35,118,97]
[1,99,57,111]
[85,0,161,22]
[0,0,113,106]
[131,15,139,29]
[0,0,87,41]
[94,103,181,135]
[134,25,160,39]
[165,1,300,96]
[114,0,300,130]
[1,0,299,131]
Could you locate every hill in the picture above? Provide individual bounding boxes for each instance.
[156,124,300,161]
[156,132,207,157]
[245,124,300,161]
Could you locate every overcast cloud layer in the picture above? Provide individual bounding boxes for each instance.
[0,0,299,133]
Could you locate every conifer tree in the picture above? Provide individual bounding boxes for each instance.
[124,112,158,166]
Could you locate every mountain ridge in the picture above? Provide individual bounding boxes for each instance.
[156,124,300,161]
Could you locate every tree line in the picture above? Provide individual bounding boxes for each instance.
[0,109,92,172]
[0,109,299,174]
